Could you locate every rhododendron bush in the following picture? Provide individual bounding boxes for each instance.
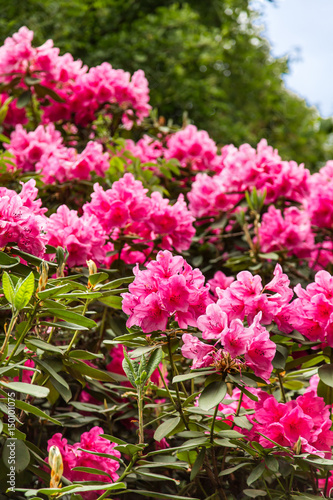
[3,29,333,500]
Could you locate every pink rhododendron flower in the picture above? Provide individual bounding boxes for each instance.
[258,205,314,259]
[47,427,120,500]
[46,205,106,267]
[0,181,47,257]
[164,124,221,172]
[122,250,211,333]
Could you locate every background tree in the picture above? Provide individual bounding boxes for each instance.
[1,0,333,169]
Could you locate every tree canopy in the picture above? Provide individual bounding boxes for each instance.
[1,0,332,169]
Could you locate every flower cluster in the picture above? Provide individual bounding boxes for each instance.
[46,205,106,267]
[164,124,222,172]
[188,139,309,218]
[0,27,150,130]
[122,250,212,333]
[254,391,333,457]
[287,270,333,345]
[83,173,195,262]
[182,265,293,381]
[47,427,120,500]
[258,205,314,259]
[6,123,110,183]
[305,160,333,229]
[0,180,47,256]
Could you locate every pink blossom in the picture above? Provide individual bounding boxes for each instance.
[46,205,106,267]
[197,303,229,340]
[47,427,120,500]
[181,334,214,369]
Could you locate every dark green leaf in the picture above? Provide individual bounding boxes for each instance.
[173,369,215,383]
[318,364,333,387]
[98,295,122,309]
[88,272,109,287]
[0,380,49,398]
[243,489,267,498]
[219,463,250,476]
[2,439,30,473]
[44,308,97,328]
[265,455,279,473]
[247,462,265,485]
[16,90,32,108]
[14,400,62,426]
[190,447,206,480]
[0,252,20,268]
[154,417,181,441]
[198,380,227,411]
[33,84,65,102]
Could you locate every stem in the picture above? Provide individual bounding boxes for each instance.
[263,478,273,500]
[278,373,287,403]
[324,469,330,498]
[235,391,243,417]
[95,307,107,353]
[4,304,39,366]
[65,300,90,354]
[210,404,219,443]
[167,336,189,430]
[137,387,144,445]
[0,312,18,358]
[96,457,136,500]
[157,365,176,407]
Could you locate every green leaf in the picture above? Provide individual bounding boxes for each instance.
[49,376,72,403]
[120,491,199,500]
[2,271,15,304]
[172,369,216,383]
[100,434,127,445]
[219,463,250,476]
[198,380,227,411]
[26,338,64,354]
[0,380,49,398]
[35,359,70,390]
[0,252,20,268]
[37,284,72,300]
[233,416,253,430]
[122,348,137,387]
[98,295,123,309]
[71,466,111,477]
[265,455,279,473]
[247,462,265,486]
[66,359,114,382]
[190,447,206,480]
[13,400,62,426]
[33,482,126,496]
[145,349,163,382]
[24,76,42,86]
[44,308,97,328]
[14,273,35,311]
[135,470,179,483]
[154,417,181,441]
[243,489,267,498]
[2,439,30,473]
[317,379,333,404]
[318,364,333,387]
[33,84,65,102]
[16,90,32,108]
[258,252,279,261]
[69,350,103,360]
[39,321,89,331]
[97,275,134,290]
[88,272,109,287]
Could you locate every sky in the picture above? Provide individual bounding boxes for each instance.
[252,0,333,117]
